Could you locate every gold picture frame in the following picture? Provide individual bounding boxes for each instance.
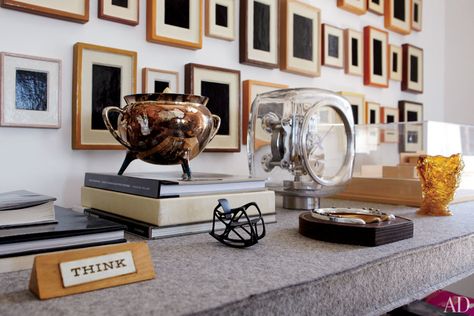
[0,0,89,23]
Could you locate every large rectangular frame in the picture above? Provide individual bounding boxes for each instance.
[364,26,389,88]
[0,0,89,23]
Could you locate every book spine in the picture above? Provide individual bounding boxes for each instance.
[84,209,152,239]
[84,173,161,198]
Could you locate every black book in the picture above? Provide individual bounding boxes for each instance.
[0,206,126,258]
[84,172,266,198]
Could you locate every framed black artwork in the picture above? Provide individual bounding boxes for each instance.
[99,0,139,25]
[389,44,402,81]
[380,106,399,143]
[337,0,366,15]
[240,0,279,68]
[412,0,422,31]
[384,0,411,35]
[367,0,384,15]
[206,0,236,41]
[398,101,423,122]
[142,68,179,93]
[339,92,365,125]
[344,29,363,76]
[402,44,423,93]
[364,26,389,88]
[365,101,381,124]
[322,24,344,69]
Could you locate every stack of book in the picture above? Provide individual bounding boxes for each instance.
[82,172,276,239]
[0,190,125,273]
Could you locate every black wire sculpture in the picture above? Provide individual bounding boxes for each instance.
[209,199,266,248]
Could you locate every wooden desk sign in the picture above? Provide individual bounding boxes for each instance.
[29,242,155,300]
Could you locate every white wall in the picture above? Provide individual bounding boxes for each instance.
[0,0,446,207]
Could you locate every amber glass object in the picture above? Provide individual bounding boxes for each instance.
[416,154,464,216]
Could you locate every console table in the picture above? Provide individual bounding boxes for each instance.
[0,199,473,316]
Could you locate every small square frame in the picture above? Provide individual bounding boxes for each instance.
[364,26,389,88]
[142,68,179,93]
[400,123,423,153]
[344,29,363,76]
[398,100,423,122]
[367,0,384,15]
[339,91,365,125]
[384,0,411,35]
[0,52,61,128]
[185,63,240,152]
[72,42,137,149]
[280,0,321,77]
[322,24,344,69]
[0,0,89,23]
[366,101,381,124]
[147,0,202,50]
[206,0,236,41]
[412,0,422,31]
[402,44,423,93]
[389,44,402,81]
[99,0,139,26]
[337,0,367,15]
[380,106,399,143]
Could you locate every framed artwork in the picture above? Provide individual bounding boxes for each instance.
[72,42,137,149]
[206,0,236,41]
[0,52,61,128]
[344,29,363,76]
[402,44,423,93]
[0,0,89,23]
[389,44,402,81]
[280,0,321,77]
[242,80,288,144]
[184,63,240,152]
[337,0,366,15]
[365,101,381,124]
[380,106,398,143]
[400,124,423,153]
[240,0,278,68]
[412,0,422,31]
[147,0,202,50]
[339,92,365,125]
[99,0,139,26]
[142,68,179,93]
[384,0,411,35]
[322,24,344,69]
[398,101,423,122]
[367,0,384,15]
[364,26,389,88]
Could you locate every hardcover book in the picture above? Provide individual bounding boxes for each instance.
[84,172,266,198]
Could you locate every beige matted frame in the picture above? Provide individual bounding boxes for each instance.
[0,0,89,23]
[384,0,412,35]
[339,91,365,125]
[142,68,179,93]
[337,0,366,15]
[206,0,236,41]
[99,0,139,26]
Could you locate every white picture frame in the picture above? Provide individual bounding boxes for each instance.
[142,68,179,94]
[0,52,61,128]
[206,0,236,41]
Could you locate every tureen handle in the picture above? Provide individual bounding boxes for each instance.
[210,114,221,141]
[102,106,132,149]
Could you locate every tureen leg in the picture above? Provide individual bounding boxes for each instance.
[118,151,137,175]
[181,156,192,181]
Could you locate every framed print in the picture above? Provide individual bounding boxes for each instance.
[389,44,402,81]
[344,29,363,76]
[280,0,321,77]
[412,0,422,31]
[99,0,139,26]
[380,106,398,142]
[0,53,61,128]
[398,100,422,122]
[384,0,411,35]
[400,123,422,152]
[242,80,288,144]
[206,0,236,41]
[337,0,366,15]
[240,0,278,68]
[402,44,423,93]
[142,68,179,93]
[339,92,365,125]
[364,26,389,88]
[185,63,240,152]
[365,101,381,124]
[72,42,137,149]
[322,24,344,69]
[367,0,384,15]
[147,0,202,50]
[0,0,89,23]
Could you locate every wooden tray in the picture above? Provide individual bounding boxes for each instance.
[298,212,413,246]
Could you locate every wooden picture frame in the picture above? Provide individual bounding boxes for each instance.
[364,26,389,88]
[206,0,236,41]
[0,0,89,23]
[337,0,367,15]
[99,0,139,26]
[280,0,321,77]
[339,92,365,125]
[72,42,137,150]
[412,0,422,31]
[0,52,61,128]
[380,106,399,143]
[367,0,384,15]
[147,0,202,50]
[384,0,411,35]
[142,68,179,93]
[344,29,363,76]
[398,100,423,122]
[240,0,279,68]
[402,44,423,93]
[322,24,344,69]
[242,80,288,144]
[185,63,240,152]
[366,101,381,124]
[389,44,402,81]
[400,123,422,153]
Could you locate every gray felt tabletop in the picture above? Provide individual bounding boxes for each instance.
[0,199,473,316]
